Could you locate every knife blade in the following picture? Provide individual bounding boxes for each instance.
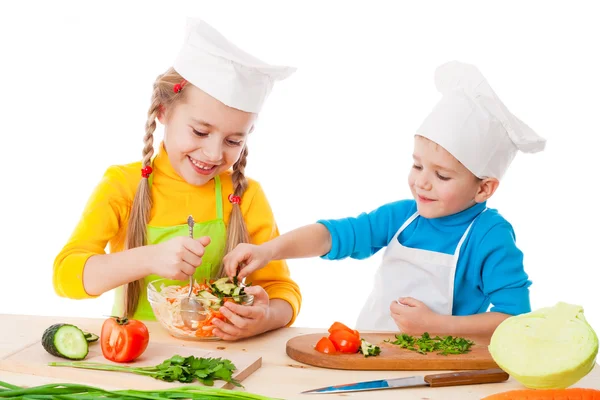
[301,368,509,394]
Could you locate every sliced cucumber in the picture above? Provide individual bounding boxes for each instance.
[83,331,99,343]
[42,323,89,360]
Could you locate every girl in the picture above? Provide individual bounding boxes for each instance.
[53,18,301,341]
[223,61,546,336]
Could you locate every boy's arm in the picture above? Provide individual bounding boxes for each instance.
[259,199,413,262]
[316,199,416,260]
[392,297,512,336]
[393,221,530,336]
[263,200,416,262]
[410,222,530,336]
[478,222,532,316]
[225,200,415,279]
[263,223,332,260]
[435,312,511,336]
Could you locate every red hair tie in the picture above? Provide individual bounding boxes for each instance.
[141,165,153,178]
[173,79,187,93]
[228,194,241,205]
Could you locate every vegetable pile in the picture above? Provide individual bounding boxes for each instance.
[0,380,279,399]
[488,302,598,389]
[41,317,149,363]
[385,332,474,355]
[153,277,252,339]
[314,322,381,357]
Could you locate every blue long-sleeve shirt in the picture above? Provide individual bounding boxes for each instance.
[317,200,531,316]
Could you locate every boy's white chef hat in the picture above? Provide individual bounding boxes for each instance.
[416,61,546,179]
[173,18,296,113]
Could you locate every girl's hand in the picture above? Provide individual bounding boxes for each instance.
[222,243,272,280]
[390,297,442,334]
[147,236,211,280]
[211,285,271,341]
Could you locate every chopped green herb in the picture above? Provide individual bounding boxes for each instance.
[385,332,474,355]
[359,339,381,357]
[49,354,241,387]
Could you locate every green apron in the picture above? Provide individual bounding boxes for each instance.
[112,174,227,321]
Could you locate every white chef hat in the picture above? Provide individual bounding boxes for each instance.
[173,18,296,113]
[416,61,546,179]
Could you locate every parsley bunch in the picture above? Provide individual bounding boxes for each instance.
[385,332,474,355]
[49,355,240,387]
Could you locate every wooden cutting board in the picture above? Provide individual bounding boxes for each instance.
[0,339,261,390]
[286,332,498,370]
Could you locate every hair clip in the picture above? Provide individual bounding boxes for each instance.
[141,165,153,178]
[228,194,241,205]
[173,79,187,93]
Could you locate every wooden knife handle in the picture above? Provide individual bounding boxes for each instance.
[424,368,509,387]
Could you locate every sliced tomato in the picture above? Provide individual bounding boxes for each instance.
[315,336,336,354]
[327,321,361,341]
[328,321,354,335]
[101,317,149,363]
[329,329,361,353]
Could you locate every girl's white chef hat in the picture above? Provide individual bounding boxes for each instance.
[416,61,546,179]
[173,18,296,113]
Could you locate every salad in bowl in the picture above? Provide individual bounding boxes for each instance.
[147,277,253,340]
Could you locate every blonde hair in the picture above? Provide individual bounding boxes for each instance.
[123,68,251,317]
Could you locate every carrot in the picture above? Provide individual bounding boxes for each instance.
[193,311,227,337]
[482,388,600,400]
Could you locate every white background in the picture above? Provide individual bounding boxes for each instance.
[1,1,599,333]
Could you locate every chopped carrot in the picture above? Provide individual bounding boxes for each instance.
[192,310,227,337]
[482,388,600,400]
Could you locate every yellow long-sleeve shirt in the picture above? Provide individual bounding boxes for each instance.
[53,144,302,325]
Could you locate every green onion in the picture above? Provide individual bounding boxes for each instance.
[0,380,281,399]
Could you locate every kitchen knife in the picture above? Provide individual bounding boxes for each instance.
[301,368,509,394]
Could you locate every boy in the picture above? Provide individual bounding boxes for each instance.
[223,61,546,335]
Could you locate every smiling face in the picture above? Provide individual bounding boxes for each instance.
[159,84,257,186]
[408,136,498,218]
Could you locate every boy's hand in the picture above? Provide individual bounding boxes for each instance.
[390,297,442,334]
[222,243,272,280]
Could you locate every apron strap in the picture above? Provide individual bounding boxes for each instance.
[392,211,419,240]
[214,175,223,220]
[453,208,488,257]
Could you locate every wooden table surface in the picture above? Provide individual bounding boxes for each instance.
[1,314,599,399]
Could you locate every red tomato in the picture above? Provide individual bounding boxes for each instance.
[328,322,361,341]
[101,317,149,363]
[315,336,337,354]
[329,329,361,353]
[328,321,355,336]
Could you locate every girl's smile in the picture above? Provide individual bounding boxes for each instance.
[188,155,220,176]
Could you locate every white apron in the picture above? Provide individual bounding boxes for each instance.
[355,209,486,331]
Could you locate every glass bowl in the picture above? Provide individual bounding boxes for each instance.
[147,277,254,341]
